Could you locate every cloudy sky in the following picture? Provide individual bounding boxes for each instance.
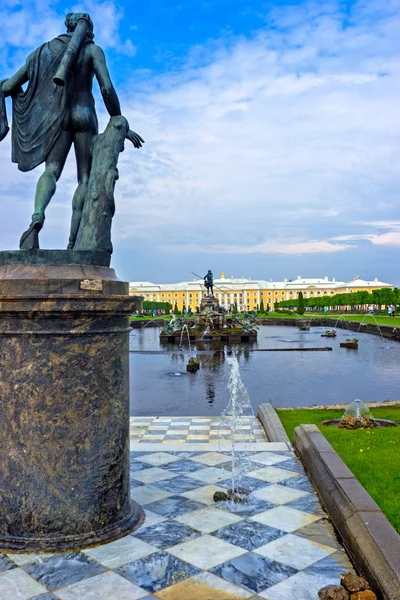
[0,0,399,284]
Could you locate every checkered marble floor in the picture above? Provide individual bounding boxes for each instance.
[130,416,268,443]
[0,431,354,599]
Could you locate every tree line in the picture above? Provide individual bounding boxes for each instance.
[277,288,399,311]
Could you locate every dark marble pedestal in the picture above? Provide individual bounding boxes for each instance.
[200,295,220,312]
[0,256,144,551]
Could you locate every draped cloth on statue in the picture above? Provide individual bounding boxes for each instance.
[11,34,93,172]
[0,80,9,142]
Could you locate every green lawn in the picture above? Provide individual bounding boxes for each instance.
[276,407,400,533]
[334,315,400,326]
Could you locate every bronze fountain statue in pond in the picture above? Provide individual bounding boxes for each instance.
[0,12,144,254]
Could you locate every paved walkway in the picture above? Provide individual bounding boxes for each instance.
[0,417,353,599]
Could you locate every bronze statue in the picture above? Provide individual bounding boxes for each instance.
[204,270,214,296]
[0,13,143,252]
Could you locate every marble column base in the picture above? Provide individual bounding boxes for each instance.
[0,259,144,551]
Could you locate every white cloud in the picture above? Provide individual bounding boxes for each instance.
[334,232,400,246]
[162,239,354,255]
[0,0,136,67]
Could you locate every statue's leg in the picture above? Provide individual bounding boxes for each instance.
[20,131,72,250]
[67,132,93,250]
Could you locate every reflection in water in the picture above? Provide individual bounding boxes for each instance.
[197,350,225,406]
[129,325,400,416]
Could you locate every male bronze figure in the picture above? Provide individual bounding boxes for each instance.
[204,270,214,296]
[0,12,143,250]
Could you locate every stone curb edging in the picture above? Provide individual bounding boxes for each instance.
[294,424,400,600]
[257,403,290,443]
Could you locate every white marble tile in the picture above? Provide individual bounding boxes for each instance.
[258,570,323,600]
[168,533,246,569]
[141,509,168,529]
[181,484,229,505]
[132,484,173,505]
[252,484,310,505]
[57,571,148,600]
[250,506,321,532]
[249,452,291,466]
[250,466,299,484]
[132,467,178,484]
[256,533,336,570]
[175,505,244,533]
[191,452,231,466]
[189,467,231,484]
[5,552,55,567]
[0,568,47,599]
[157,571,253,599]
[83,535,156,568]
[139,452,181,466]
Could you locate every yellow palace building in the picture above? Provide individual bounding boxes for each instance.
[129,273,392,312]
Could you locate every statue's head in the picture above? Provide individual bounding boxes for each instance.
[65,12,94,39]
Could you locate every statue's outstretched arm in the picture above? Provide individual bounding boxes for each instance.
[2,65,28,97]
[92,46,144,149]
[92,45,121,116]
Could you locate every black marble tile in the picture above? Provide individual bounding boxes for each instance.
[216,495,274,517]
[130,451,149,458]
[168,424,191,430]
[152,476,202,494]
[145,495,204,518]
[162,459,206,474]
[306,551,354,579]
[280,474,314,493]
[215,459,265,472]
[188,429,210,434]
[273,458,305,474]
[116,551,200,593]
[286,494,326,516]
[130,478,145,488]
[23,552,106,591]
[295,520,342,550]
[146,430,167,436]
[133,519,201,549]
[0,554,17,573]
[212,519,286,550]
[219,476,271,492]
[211,551,297,594]
[32,594,59,600]
[130,460,151,472]
[163,435,188,440]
